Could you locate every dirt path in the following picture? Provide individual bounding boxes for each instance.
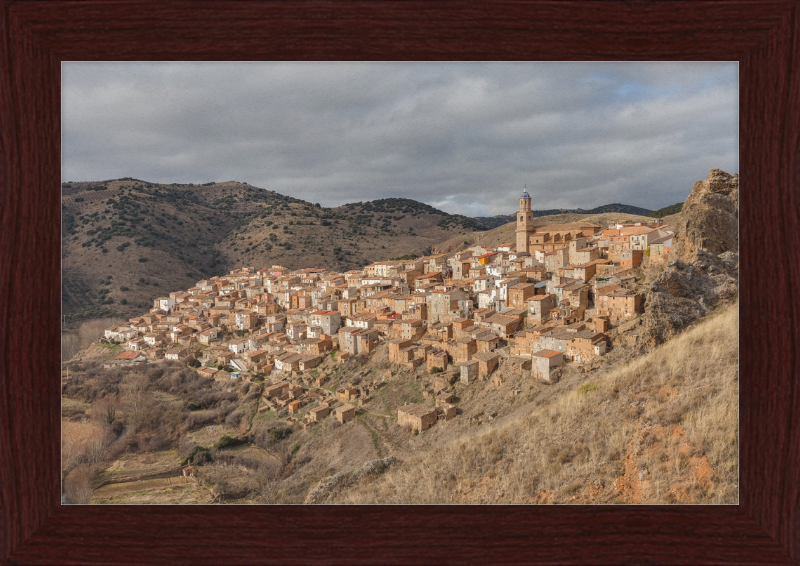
[92,477,212,504]
[95,467,184,489]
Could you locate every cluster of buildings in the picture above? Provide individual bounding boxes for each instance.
[102,192,671,432]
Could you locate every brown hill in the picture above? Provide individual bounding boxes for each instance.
[222,198,482,275]
[61,180,483,326]
[62,179,285,324]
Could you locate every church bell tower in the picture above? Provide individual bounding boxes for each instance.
[516,187,535,254]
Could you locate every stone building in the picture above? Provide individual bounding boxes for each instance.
[527,294,558,325]
[474,351,501,377]
[426,350,448,373]
[336,387,358,402]
[398,404,437,433]
[426,289,467,324]
[620,249,644,268]
[451,337,477,364]
[460,360,478,384]
[389,339,413,364]
[595,289,644,320]
[436,392,454,407]
[532,349,563,383]
[507,282,538,310]
[516,189,536,254]
[310,404,329,422]
[566,331,608,362]
[335,404,356,424]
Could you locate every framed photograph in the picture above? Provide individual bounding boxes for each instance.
[2,1,798,564]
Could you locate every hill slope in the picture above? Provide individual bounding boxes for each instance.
[327,303,738,504]
[62,179,281,323]
[61,180,484,325]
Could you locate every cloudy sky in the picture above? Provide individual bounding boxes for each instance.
[62,62,737,217]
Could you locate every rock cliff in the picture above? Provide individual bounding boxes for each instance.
[638,168,739,351]
[671,168,738,261]
[640,250,738,350]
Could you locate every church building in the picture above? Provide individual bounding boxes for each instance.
[515,189,602,254]
[516,189,535,255]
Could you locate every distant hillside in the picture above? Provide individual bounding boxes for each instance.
[336,198,485,232]
[61,181,485,325]
[473,203,653,229]
[646,202,684,218]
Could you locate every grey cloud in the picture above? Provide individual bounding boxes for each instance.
[62,62,737,216]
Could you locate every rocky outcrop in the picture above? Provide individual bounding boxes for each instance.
[639,250,738,350]
[672,169,738,261]
[305,456,397,503]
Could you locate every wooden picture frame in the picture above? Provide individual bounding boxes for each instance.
[1,1,797,564]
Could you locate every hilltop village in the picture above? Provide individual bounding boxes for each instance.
[102,192,673,433]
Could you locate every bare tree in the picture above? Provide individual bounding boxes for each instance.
[64,464,95,504]
[61,332,81,362]
[211,479,229,503]
[121,374,149,432]
[258,458,284,504]
[61,433,85,479]
[77,318,117,350]
[91,394,119,432]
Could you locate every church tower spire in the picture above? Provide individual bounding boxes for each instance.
[516,186,535,254]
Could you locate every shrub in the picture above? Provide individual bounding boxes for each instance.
[214,434,244,450]
[269,427,292,442]
[429,367,443,374]
[138,257,148,262]
[180,445,210,466]
[64,464,96,504]
[225,409,246,428]
[254,426,292,450]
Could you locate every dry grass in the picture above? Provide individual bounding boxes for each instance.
[330,303,738,504]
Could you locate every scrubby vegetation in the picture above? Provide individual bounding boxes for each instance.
[646,202,684,218]
[61,360,271,502]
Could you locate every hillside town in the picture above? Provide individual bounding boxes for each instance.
[102,192,673,433]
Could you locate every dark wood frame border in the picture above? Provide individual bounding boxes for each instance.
[1,1,798,564]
